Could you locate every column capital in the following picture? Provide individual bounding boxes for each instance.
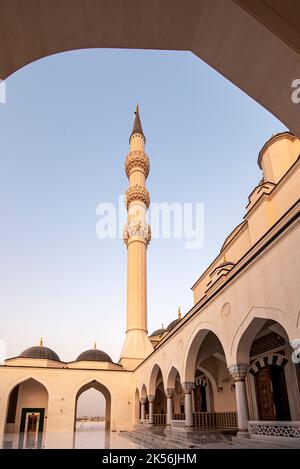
[228,364,249,381]
[123,221,151,246]
[165,388,175,398]
[148,394,155,403]
[182,382,194,394]
[140,397,146,405]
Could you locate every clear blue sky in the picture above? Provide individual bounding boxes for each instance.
[0,48,286,367]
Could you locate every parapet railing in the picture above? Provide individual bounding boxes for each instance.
[248,421,300,438]
[194,411,237,430]
[171,412,237,431]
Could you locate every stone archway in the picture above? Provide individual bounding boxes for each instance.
[148,365,166,425]
[235,318,300,421]
[74,380,111,435]
[3,378,49,449]
[1,1,299,135]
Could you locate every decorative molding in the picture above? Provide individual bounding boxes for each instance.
[228,364,249,381]
[249,353,288,375]
[123,221,151,246]
[195,377,207,387]
[182,382,194,393]
[165,388,175,398]
[250,331,285,357]
[148,394,155,403]
[125,185,150,208]
[125,151,150,178]
[248,421,300,439]
[140,397,146,405]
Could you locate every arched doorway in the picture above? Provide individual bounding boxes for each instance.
[255,364,291,421]
[74,380,111,449]
[183,329,238,430]
[236,317,300,421]
[148,365,167,425]
[3,378,48,449]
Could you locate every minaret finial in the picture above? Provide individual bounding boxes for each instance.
[178,306,181,319]
[93,341,97,350]
[130,102,145,142]
[40,337,43,347]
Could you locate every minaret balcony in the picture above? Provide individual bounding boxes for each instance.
[125,151,150,178]
[125,185,150,209]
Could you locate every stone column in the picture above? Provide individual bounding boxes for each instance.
[166,389,175,426]
[183,382,194,428]
[140,398,146,422]
[148,395,155,425]
[229,364,250,436]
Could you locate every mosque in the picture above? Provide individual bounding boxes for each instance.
[0,107,299,448]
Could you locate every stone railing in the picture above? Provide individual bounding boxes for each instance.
[171,420,186,429]
[153,414,166,426]
[173,413,185,421]
[194,412,237,430]
[248,421,300,439]
[170,412,237,431]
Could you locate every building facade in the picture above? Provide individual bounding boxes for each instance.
[0,110,300,448]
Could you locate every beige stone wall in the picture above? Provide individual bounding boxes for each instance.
[192,134,300,304]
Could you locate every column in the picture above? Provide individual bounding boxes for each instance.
[229,364,250,436]
[166,389,175,426]
[140,398,146,422]
[148,395,155,425]
[183,382,194,428]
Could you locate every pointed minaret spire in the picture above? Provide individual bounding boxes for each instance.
[130,103,145,142]
[120,105,153,369]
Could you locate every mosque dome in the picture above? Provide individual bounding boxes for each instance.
[20,341,60,361]
[165,307,182,332]
[149,328,166,337]
[166,318,181,332]
[76,344,112,363]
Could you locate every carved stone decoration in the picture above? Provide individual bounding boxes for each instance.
[165,388,175,398]
[123,221,151,246]
[125,185,150,208]
[228,364,249,381]
[250,331,285,357]
[140,397,146,405]
[148,394,155,403]
[182,381,195,394]
[125,151,150,178]
[221,302,231,318]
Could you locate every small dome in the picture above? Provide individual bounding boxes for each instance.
[166,318,181,332]
[76,349,112,363]
[20,346,60,361]
[150,328,166,337]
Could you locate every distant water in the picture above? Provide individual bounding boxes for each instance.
[2,422,140,449]
[74,421,139,449]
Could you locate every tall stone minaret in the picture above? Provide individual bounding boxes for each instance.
[120,105,154,369]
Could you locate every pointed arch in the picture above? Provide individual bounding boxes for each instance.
[74,379,111,431]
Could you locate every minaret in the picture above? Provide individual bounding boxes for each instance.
[120,105,154,369]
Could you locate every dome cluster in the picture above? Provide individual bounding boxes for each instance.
[150,308,182,338]
[18,340,113,363]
